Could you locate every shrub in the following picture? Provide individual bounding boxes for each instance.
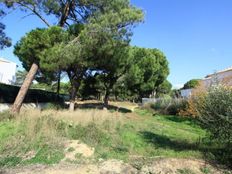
[196,85,232,166]
[150,98,188,115]
[179,81,207,117]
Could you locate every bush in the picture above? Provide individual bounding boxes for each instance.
[179,83,207,117]
[196,85,232,166]
[150,98,188,115]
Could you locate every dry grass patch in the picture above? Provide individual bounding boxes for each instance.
[19,106,128,126]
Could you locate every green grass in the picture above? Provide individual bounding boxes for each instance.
[86,108,207,161]
[0,108,208,166]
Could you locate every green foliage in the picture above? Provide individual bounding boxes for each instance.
[0,156,22,167]
[183,79,200,89]
[124,47,169,99]
[14,26,66,71]
[196,86,232,166]
[31,82,70,95]
[200,167,211,174]
[76,1,144,104]
[15,70,27,86]
[156,80,172,97]
[150,98,188,115]
[26,145,64,165]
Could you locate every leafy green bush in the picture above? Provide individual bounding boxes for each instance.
[150,98,188,115]
[196,85,232,166]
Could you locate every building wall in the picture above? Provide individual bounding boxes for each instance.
[202,70,232,88]
[0,59,17,85]
[180,89,192,98]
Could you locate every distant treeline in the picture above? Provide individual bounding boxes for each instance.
[0,83,67,103]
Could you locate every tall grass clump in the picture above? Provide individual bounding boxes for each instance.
[195,85,232,167]
[0,111,14,121]
[0,112,65,166]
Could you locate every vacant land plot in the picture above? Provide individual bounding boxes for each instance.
[0,101,230,173]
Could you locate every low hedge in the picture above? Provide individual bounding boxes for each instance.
[0,83,65,103]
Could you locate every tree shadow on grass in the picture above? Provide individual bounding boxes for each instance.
[161,115,200,127]
[140,131,201,152]
[75,102,132,113]
[140,131,232,169]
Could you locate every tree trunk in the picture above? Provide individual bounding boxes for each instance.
[69,79,80,111]
[56,70,61,102]
[69,85,77,111]
[103,89,110,109]
[11,63,39,114]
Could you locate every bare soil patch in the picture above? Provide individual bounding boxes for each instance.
[1,158,230,174]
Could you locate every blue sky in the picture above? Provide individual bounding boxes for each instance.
[1,0,232,88]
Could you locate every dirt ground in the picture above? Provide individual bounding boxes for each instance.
[1,158,230,174]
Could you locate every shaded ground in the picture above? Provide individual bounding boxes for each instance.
[75,100,137,113]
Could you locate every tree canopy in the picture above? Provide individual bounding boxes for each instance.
[124,47,169,99]
[4,0,171,113]
[183,79,200,89]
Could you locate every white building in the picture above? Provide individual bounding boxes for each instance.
[180,66,232,98]
[0,58,17,85]
[180,88,192,98]
[202,67,232,87]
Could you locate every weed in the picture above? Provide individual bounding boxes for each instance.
[25,145,64,164]
[200,167,211,174]
[177,168,195,174]
[75,153,82,159]
[0,156,22,167]
[67,147,75,152]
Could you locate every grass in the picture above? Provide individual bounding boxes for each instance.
[93,109,206,161]
[177,168,196,174]
[0,105,208,167]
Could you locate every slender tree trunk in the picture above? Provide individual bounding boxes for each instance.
[104,88,110,109]
[69,86,77,111]
[115,93,118,101]
[56,70,61,101]
[11,63,39,114]
[69,80,80,111]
